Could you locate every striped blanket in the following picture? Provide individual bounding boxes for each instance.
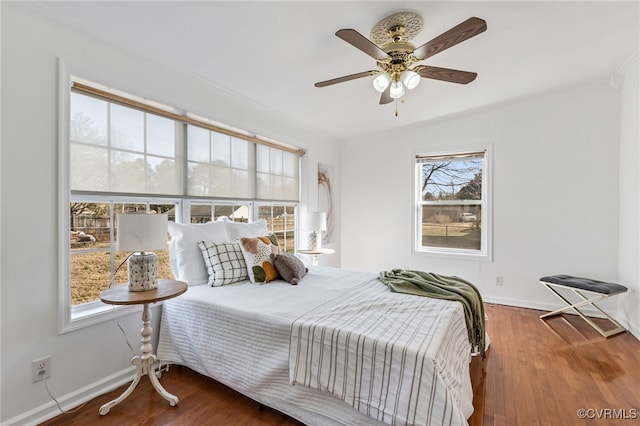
[289,278,473,426]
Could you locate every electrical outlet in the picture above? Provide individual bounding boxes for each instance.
[496,276,504,286]
[32,356,51,383]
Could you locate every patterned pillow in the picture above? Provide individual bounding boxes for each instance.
[197,241,248,286]
[239,235,279,283]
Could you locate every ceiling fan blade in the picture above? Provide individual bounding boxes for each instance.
[314,70,377,87]
[336,29,389,60]
[413,17,487,61]
[415,66,478,84]
[379,86,392,104]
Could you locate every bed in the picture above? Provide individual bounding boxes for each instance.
[156,219,481,426]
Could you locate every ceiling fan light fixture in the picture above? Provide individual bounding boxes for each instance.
[401,70,421,90]
[372,73,392,92]
[390,80,405,99]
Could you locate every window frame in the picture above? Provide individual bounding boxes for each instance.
[412,145,492,261]
[64,195,180,332]
[58,64,302,333]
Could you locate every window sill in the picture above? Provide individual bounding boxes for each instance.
[414,247,492,262]
[60,300,161,334]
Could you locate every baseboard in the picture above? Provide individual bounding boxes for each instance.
[483,296,640,341]
[3,366,136,426]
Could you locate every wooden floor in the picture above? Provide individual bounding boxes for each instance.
[41,304,640,426]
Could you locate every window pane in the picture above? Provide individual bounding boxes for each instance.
[270,149,283,175]
[211,132,230,166]
[231,169,252,198]
[187,162,209,196]
[282,177,299,201]
[420,205,481,250]
[70,201,115,306]
[70,92,107,145]
[231,137,248,169]
[420,158,483,201]
[148,156,177,195]
[110,104,144,151]
[258,204,296,253]
[111,150,145,193]
[71,251,122,305]
[147,114,175,157]
[70,202,110,252]
[256,144,269,173]
[190,204,212,223]
[188,125,210,163]
[70,144,109,191]
[283,152,296,177]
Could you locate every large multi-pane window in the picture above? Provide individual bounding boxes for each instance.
[415,149,490,258]
[63,81,302,330]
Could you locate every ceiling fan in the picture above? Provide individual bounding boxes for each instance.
[314,11,487,111]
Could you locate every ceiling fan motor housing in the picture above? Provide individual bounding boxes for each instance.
[372,12,423,79]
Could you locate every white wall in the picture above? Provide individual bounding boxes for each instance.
[0,5,340,423]
[617,53,640,338]
[341,77,635,331]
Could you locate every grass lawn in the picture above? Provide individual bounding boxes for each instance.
[71,248,173,306]
[421,222,481,250]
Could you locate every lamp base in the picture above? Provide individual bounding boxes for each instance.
[128,252,158,292]
[308,231,322,251]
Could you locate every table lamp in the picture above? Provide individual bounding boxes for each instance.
[305,212,327,250]
[116,213,168,292]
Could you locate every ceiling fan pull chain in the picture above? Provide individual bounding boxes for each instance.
[395,98,399,117]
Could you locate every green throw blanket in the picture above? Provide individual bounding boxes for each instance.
[379,269,486,359]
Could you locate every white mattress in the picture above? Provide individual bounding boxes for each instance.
[157,266,474,426]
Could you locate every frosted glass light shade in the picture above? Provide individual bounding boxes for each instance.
[390,80,405,99]
[372,73,392,92]
[401,70,421,90]
[116,213,168,252]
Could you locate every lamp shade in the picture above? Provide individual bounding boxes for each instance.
[116,213,168,252]
[372,73,392,92]
[304,212,327,232]
[390,80,405,99]
[401,70,421,90]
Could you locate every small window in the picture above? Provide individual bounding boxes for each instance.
[415,149,491,258]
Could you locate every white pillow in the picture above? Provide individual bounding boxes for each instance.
[219,217,268,241]
[168,221,229,285]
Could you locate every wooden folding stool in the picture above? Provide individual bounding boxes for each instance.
[539,275,627,337]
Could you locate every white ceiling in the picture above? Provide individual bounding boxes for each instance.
[16,1,640,142]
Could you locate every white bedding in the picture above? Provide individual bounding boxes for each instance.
[157,266,474,426]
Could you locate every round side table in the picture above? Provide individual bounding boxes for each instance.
[297,248,335,266]
[98,279,187,415]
